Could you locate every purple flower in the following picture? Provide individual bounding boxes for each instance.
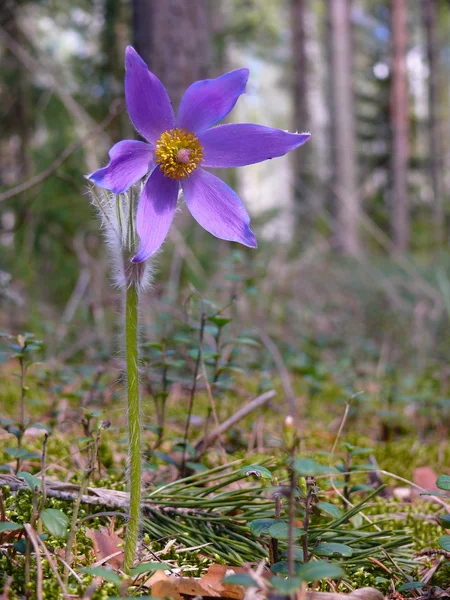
[89,46,310,263]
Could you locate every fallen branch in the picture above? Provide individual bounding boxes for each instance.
[195,389,277,455]
[0,474,192,514]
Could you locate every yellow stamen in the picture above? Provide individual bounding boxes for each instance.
[155,128,203,180]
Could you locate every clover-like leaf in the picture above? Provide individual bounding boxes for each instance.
[248,519,276,537]
[315,542,353,557]
[316,501,342,519]
[0,522,23,532]
[436,475,450,491]
[80,567,121,585]
[239,465,272,480]
[40,508,69,539]
[296,561,344,582]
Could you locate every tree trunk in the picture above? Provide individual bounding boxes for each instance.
[423,0,443,246]
[101,0,131,141]
[132,0,213,109]
[292,0,308,129]
[0,0,32,187]
[291,0,311,226]
[390,0,409,253]
[330,0,360,256]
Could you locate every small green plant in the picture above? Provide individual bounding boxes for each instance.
[246,429,414,594]
[0,332,44,473]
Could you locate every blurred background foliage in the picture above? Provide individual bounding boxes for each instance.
[1,0,450,371]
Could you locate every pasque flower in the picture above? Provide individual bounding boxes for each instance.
[89,46,310,263]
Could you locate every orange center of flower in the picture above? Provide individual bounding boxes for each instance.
[155,128,203,180]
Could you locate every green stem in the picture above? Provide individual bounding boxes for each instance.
[123,282,140,574]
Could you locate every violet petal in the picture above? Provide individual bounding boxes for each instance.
[132,168,179,262]
[182,169,257,248]
[88,140,153,194]
[199,124,311,168]
[125,46,175,144]
[176,69,249,135]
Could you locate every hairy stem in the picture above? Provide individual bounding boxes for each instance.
[123,282,140,573]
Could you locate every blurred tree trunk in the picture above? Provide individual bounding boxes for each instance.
[292,0,308,132]
[330,0,360,256]
[325,6,336,223]
[101,0,131,141]
[291,0,312,227]
[390,0,409,252]
[132,0,212,109]
[423,0,443,246]
[0,0,32,187]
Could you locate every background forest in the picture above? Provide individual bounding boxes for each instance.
[2,0,450,363]
[1,0,450,599]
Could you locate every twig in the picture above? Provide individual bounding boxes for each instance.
[0,490,5,521]
[301,477,317,565]
[195,390,276,455]
[416,547,450,558]
[64,426,103,581]
[81,576,101,600]
[269,493,281,565]
[23,524,43,600]
[0,577,12,600]
[259,332,297,418]
[180,309,206,477]
[24,434,48,594]
[198,359,228,463]
[35,535,69,599]
[39,434,48,513]
[50,552,84,584]
[377,470,450,511]
[329,399,352,461]
[91,550,124,568]
[288,466,296,577]
[422,555,445,585]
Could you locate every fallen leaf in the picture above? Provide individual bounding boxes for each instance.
[150,564,248,599]
[86,527,124,568]
[414,467,439,493]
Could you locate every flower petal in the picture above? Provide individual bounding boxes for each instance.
[199,124,311,168]
[182,169,257,248]
[176,69,249,135]
[125,46,175,143]
[88,140,153,194]
[132,168,179,263]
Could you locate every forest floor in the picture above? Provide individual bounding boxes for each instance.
[1,255,450,599]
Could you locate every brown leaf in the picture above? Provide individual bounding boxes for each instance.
[150,564,248,599]
[86,527,124,568]
[413,467,439,492]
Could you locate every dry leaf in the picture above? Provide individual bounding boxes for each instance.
[86,527,124,568]
[151,564,248,599]
[413,467,439,492]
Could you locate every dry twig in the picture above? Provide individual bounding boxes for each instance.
[23,524,43,600]
[195,390,276,455]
